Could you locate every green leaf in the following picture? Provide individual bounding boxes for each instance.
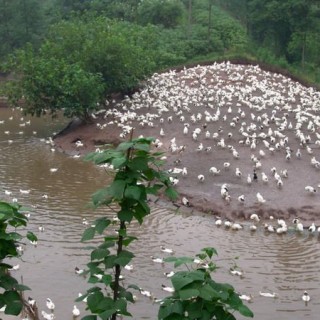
[145,184,163,195]
[0,202,15,215]
[119,290,135,303]
[133,143,150,152]
[202,247,218,259]
[110,180,126,200]
[124,185,142,200]
[179,289,200,300]
[111,156,127,169]
[171,274,194,291]
[81,227,96,242]
[185,300,204,318]
[116,142,134,152]
[87,291,104,313]
[165,186,179,200]
[128,156,148,171]
[91,248,109,260]
[164,256,194,268]
[4,301,22,316]
[187,270,205,282]
[163,257,178,263]
[94,217,111,234]
[92,188,112,206]
[26,231,37,242]
[238,304,254,317]
[102,275,112,286]
[128,284,140,291]
[5,232,22,241]
[13,284,30,291]
[118,209,133,223]
[115,298,128,314]
[132,201,150,224]
[114,250,134,266]
[99,308,117,320]
[3,291,22,315]
[199,284,221,301]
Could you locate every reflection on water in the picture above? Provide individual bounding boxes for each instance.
[0,107,320,319]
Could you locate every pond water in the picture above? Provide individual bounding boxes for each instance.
[0,107,320,320]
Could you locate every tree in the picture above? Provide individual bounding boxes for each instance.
[4,46,105,121]
[3,17,167,120]
[80,136,178,319]
[136,0,186,28]
[38,17,158,94]
[0,0,46,58]
[89,0,141,21]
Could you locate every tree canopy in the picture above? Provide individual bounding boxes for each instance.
[2,0,320,121]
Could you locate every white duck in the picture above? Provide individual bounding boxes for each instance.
[151,256,164,263]
[41,311,55,320]
[250,213,260,222]
[302,291,311,303]
[259,291,277,298]
[161,285,175,293]
[72,305,80,318]
[160,246,174,254]
[46,298,55,312]
[256,192,266,203]
[308,223,316,233]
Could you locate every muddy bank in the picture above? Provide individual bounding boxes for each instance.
[54,62,320,225]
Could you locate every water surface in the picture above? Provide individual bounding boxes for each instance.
[0,107,319,319]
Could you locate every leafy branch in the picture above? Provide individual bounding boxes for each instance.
[80,136,178,319]
[160,247,254,320]
[0,201,38,318]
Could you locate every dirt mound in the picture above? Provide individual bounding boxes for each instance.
[54,62,320,224]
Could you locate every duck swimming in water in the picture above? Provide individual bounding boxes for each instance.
[151,256,164,263]
[239,294,253,302]
[46,298,55,312]
[160,246,174,254]
[308,223,316,233]
[259,291,277,298]
[72,305,80,318]
[302,291,310,303]
[161,284,175,293]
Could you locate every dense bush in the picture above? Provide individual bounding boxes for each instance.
[5,46,105,120]
[136,0,186,28]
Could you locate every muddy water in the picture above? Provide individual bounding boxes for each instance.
[0,107,320,320]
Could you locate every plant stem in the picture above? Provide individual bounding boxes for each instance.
[112,130,133,320]
[112,219,126,320]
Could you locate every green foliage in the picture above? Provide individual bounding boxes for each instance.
[81,137,177,319]
[42,16,159,94]
[0,201,37,316]
[4,45,105,120]
[136,0,186,28]
[89,0,140,21]
[0,0,47,58]
[160,248,254,320]
[81,138,250,320]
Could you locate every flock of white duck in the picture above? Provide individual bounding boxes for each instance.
[0,111,84,319]
[90,61,320,227]
[1,62,320,316]
[124,244,312,306]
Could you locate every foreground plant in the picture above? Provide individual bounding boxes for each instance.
[0,201,38,318]
[160,247,254,320]
[80,136,178,320]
